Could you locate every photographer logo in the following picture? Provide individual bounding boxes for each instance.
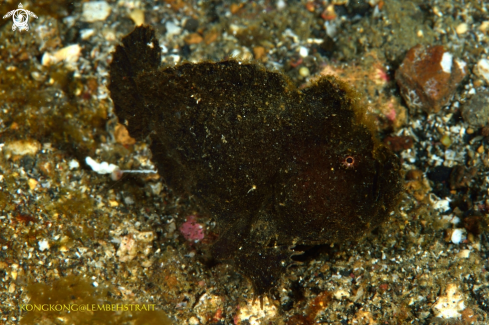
[3,3,38,32]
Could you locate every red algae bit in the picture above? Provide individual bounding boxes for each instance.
[179,215,205,243]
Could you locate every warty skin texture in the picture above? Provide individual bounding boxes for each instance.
[109,26,402,295]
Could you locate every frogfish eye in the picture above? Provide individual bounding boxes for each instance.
[342,155,355,168]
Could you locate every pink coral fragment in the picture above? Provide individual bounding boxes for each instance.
[179,215,205,242]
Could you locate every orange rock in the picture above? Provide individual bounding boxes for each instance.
[321,4,336,20]
[395,45,466,113]
[204,29,219,44]
[253,46,266,61]
[114,123,136,146]
[230,3,244,14]
[305,2,315,12]
[184,32,203,44]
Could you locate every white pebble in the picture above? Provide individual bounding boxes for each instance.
[429,194,451,212]
[433,283,465,318]
[42,44,82,68]
[455,23,468,35]
[475,58,489,83]
[457,249,470,258]
[276,0,286,10]
[455,58,466,74]
[82,1,112,22]
[299,46,308,57]
[80,29,95,40]
[69,159,80,170]
[440,52,453,74]
[38,239,50,251]
[451,229,465,244]
[165,21,181,37]
[299,66,310,77]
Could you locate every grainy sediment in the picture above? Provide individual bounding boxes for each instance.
[0,0,489,324]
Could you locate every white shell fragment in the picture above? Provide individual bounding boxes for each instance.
[82,1,112,22]
[42,44,82,68]
[38,239,50,251]
[429,194,451,212]
[440,52,453,73]
[432,283,466,319]
[451,229,466,244]
[86,156,157,181]
[3,139,41,158]
[85,156,119,175]
[69,159,80,170]
[475,58,489,83]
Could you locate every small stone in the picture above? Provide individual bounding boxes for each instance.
[440,134,452,147]
[451,229,466,244]
[204,29,219,44]
[455,23,469,35]
[230,3,244,14]
[82,1,112,22]
[129,9,144,26]
[3,139,41,159]
[69,159,80,169]
[332,0,348,5]
[80,29,95,40]
[8,283,15,293]
[253,46,266,61]
[165,21,181,37]
[114,123,136,146]
[102,28,116,41]
[188,316,200,325]
[116,230,154,262]
[184,33,203,45]
[461,91,489,127]
[38,239,50,251]
[334,289,350,299]
[475,58,489,83]
[27,178,38,190]
[299,66,310,77]
[479,21,489,33]
[42,44,82,69]
[395,45,466,113]
[433,283,466,318]
[183,18,199,32]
